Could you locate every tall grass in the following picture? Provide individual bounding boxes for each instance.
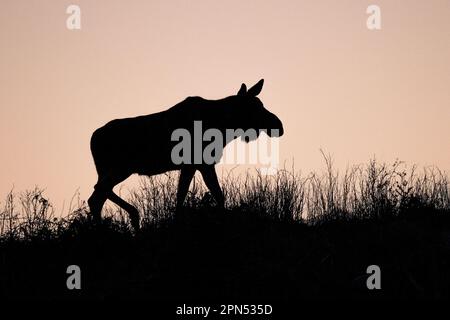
[1,158,449,240]
[305,156,449,222]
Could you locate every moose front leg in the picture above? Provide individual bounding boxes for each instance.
[176,167,196,212]
[200,165,225,208]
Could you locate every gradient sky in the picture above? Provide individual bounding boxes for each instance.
[1,0,449,212]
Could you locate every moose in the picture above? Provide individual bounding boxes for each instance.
[88,79,284,230]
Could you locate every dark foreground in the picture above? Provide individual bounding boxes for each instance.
[1,207,450,301]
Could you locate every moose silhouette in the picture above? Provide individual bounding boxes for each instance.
[88,79,284,230]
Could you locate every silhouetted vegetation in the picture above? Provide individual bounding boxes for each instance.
[1,158,449,299]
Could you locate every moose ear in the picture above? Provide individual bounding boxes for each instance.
[237,83,247,96]
[247,79,264,97]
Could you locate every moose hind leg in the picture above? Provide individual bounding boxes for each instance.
[107,191,140,231]
[88,189,107,224]
[89,171,134,227]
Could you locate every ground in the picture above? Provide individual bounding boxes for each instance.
[1,206,449,300]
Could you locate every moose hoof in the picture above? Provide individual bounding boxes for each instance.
[129,212,140,232]
[89,211,102,225]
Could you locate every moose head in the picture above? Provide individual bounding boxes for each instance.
[233,79,284,141]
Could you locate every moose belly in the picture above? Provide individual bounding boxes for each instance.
[132,151,179,176]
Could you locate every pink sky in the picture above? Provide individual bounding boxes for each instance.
[1,0,449,212]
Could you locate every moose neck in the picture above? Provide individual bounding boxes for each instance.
[201,96,242,131]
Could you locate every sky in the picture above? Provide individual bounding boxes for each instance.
[1,0,449,212]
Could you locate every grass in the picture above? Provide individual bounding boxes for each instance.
[0,157,449,300]
[2,157,448,237]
